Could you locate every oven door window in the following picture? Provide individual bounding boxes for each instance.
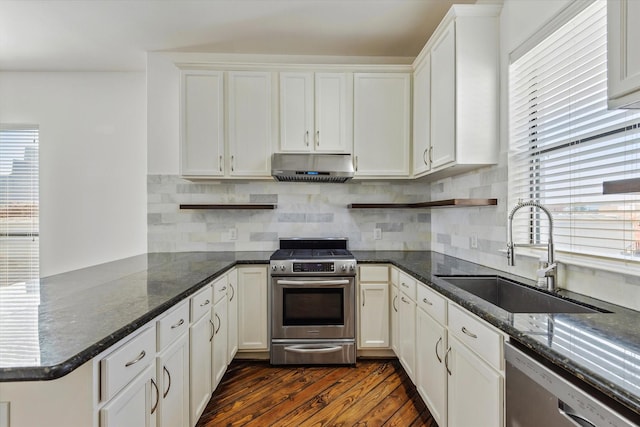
[283,288,344,326]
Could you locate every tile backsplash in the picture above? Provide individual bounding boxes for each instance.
[147,175,432,252]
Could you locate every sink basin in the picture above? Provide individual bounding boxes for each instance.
[436,275,608,314]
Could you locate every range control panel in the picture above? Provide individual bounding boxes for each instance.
[270,260,356,276]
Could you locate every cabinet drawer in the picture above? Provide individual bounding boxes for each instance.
[398,271,417,301]
[100,326,156,402]
[157,299,189,351]
[359,265,389,282]
[212,275,228,303]
[191,285,213,322]
[417,282,446,324]
[448,304,503,370]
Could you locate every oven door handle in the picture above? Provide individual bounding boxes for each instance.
[276,279,350,286]
[284,344,343,354]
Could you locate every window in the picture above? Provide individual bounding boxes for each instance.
[509,1,640,262]
[0,125,39,287]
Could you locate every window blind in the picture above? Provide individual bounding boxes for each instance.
[509,1,640,261]
[0,125,39,287]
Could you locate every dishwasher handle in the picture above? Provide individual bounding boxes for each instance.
[558,401,596,427]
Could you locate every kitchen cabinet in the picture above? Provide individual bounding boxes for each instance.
[415,284,447,427]
[412,53,431,177]
[397,272,416,382]
[353,73,411,178]
[155,301,190,427]
[227,269,239,361]
[415,5,500,179]
[237,266,269,351]
[358,265,390,348]
[608,0,640,108]
[227,71,273,177]
[212,296,228,390]
[390,268,400,354]
[180,70,225,177]
[279,72,351,153]
[100,363,158,427]
[189,285,213,426]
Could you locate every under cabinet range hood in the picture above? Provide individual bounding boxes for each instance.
[271,153,355,183]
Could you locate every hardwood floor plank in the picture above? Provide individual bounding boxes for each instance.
[196,359,438,427]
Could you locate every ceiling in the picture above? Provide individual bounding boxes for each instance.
[0,0,477,72]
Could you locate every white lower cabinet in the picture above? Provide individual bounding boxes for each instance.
[446,335,503,427]
[156,334,190,427]
[390,283,399,354]
[397,290,416,382]
[237,266,269,350]
[211,297,228,390]
[189,286,213,427]
[227,270,239,361]
[416,308,447,427]
[100,363,158,427]
[359,283,389,348]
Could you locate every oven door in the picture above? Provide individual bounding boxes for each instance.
[271,276,355,340]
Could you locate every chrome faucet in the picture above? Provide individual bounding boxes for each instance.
[507,200,557,292]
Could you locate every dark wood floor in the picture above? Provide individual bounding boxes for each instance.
[196,359,438,427]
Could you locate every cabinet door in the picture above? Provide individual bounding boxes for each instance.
[416,309,447,427]
[412,55,431,177]
[237,266,269,350]
[398,292,416,382]
[390,285,399,354]
[447,335,503,427]
[212,297,228,390]
[358,283,389,348]
[189,313,212,426]
[180,70,224,177]
[353,73,411,177]
[157,334,189,427]
[227,269,239,361]
[315,72,351,153]
[227,71,273,176]
[608,0,640,107]
[430,22,456,170]
[100,363,157,427]
[280,72,314,152]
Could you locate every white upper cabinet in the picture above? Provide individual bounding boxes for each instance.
[414,5,500,179]
[608,0,640,108]
[279,72,351,153]
[412,54,431,177]
[227,71,273,177]
[353,73,411,178]
[180,70,225,177]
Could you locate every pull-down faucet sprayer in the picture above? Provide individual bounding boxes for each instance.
[507,200,557,292]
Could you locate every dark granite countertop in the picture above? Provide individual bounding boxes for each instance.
[1,250,639,418]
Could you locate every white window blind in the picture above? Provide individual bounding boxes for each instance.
[0,125,39,287]
[509,1,640,262]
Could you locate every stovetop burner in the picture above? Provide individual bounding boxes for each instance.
[270,248,353,260]
[270,238,357,276]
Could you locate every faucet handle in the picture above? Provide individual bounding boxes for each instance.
[537,262,557,278]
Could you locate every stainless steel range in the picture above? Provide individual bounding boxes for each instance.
[270,238,357,365]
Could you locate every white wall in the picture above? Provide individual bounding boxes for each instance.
[0,72,147,276]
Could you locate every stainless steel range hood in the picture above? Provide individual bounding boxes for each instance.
[271,153,354,183]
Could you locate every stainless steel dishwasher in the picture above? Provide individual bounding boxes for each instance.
[505,342,639,427]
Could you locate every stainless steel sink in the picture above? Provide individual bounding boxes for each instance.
[436,275,608,314]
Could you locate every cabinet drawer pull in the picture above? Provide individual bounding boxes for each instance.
[170,318,185,329]
[401,296,409,304]
[200,299,210,307]
[392,295,398,312]
[215,313,221,335]
[124,350,146,367]
[422,297,433,306]
[435,336,443,363]
[444,347,452,375]
[219,286,227,292]
[401,282,409,289]
[151,378,159,414]
[229,283,235,301]
[461,326,478,339]
[163,365,171,398]
[209,319,215,342]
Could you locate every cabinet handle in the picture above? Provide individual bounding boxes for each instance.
[305,131,309,146]
[429,146,433,164]
[231,155,235,172]
[362,290,365,306]
[150,378,160,414]
[209,319,215,342]
[435,336,443,363]
[444,347,452,376]
[354,156,358,171]
[215,313,221,335]
[392,295,398,312]
[200,299,210,307]
[219,155,222,172]
[229,283,235,302]
[220,286,227,292]
[124,350,146,367]
[316,130,320,146]
[163,365,171,398]
[423,148,429,166]
[422,297,433,306]
[401,282,409,289]
[461,326,478,339]
[171,318,185,329]
[401,296,409,304]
